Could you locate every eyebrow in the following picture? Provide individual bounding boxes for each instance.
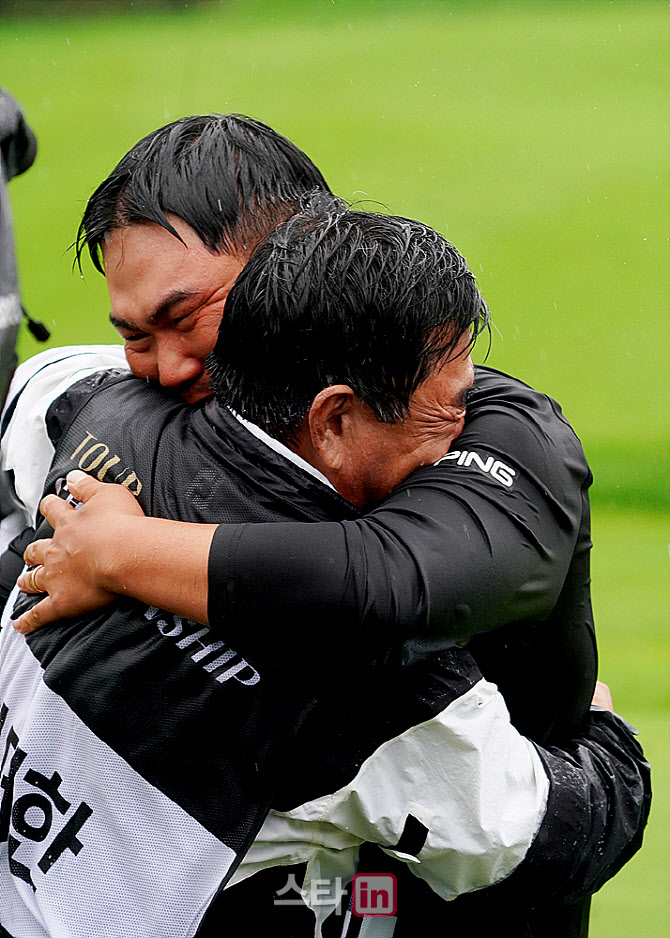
[109,289,198,332]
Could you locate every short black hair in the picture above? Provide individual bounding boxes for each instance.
[208,194,490,442]
[76,114,332,273]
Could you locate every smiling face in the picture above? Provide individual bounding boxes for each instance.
[103,215,246,403]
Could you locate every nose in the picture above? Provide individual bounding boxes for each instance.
[155,338,203,390]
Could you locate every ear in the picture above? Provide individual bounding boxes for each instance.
[307,385,357,471]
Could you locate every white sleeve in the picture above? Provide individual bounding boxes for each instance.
[1,345,128,521]
[232,679,549,928]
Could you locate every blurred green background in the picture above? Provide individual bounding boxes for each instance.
[2,0,668,933]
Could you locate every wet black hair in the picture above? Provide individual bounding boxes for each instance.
[76,113,332,272]
[209,193,490,442]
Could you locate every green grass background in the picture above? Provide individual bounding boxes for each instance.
[2,1,668,933]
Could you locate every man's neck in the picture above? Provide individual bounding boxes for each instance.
[230,411,335,490]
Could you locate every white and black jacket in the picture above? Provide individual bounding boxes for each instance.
[0,356,650,937]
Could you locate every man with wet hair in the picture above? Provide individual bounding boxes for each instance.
[3,199,648,938]
[207,203,483,447]
[0,112,332,568]
[77,113,333,405]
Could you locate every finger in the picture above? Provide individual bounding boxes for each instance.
[66,469,105,501]
[39,493,74,526]
[23,538,51,567]
[17,565,46,595]
[599,680,613,704]
[592,680,614,711]
[13,595,60,635]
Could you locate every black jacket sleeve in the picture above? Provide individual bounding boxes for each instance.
[503,708,651,906]
[208,369,592,663]
[352,708,650,937]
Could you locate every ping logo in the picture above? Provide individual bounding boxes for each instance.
[436,450,516,487]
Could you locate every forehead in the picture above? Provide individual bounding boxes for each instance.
[102,215,242,280]
[424,330,474,380]
[102,216,244,325]
[408,332,474,404]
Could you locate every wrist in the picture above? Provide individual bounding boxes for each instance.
[97,516,215,624]
[97,515,148,594]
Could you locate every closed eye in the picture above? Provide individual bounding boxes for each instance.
[455,383,476,409]
[173,311,194,327]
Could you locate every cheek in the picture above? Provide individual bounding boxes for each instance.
[428,417,465,464]
[192,309,224,358]
[124,346,158,380]
[373,448,417,494]
[451,412,466,440]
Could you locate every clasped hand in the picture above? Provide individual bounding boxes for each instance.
[12,469,616,714]
[14,470,145,634]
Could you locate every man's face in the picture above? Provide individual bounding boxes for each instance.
[334,331,475,509]
[103,215,245,404]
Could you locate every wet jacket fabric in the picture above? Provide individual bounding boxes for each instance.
[0,364,650,937]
